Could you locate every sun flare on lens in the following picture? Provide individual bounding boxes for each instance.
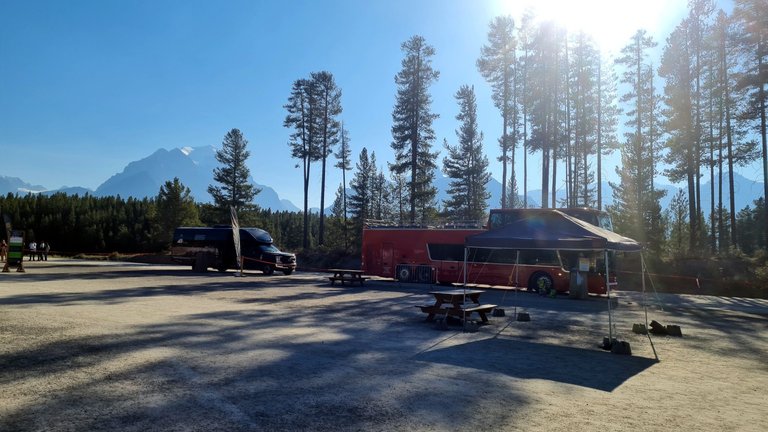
[493,0,677,55]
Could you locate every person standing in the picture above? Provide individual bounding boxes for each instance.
[38,241,45,261]
[28,241,36,261]
[0,239,7,262]
[44,241,51,261]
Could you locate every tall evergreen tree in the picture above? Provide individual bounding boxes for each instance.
[390,35,440,224]
[311,71,342,246]
[732,0,768,245]
[661,21,704,251]
[596,54,622,210]
[208,128,258,213]
[568,31,600,207]
[518,11,536,208]
[612,29,664,252]
[334,122,352,248]
[477,15,518,209]
[442,85,491,222]
[711,9,760,249]
[527,21,567,208]
[284,78,320,248]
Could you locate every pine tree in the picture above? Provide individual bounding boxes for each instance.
[477,16,518,209]
[732,0,768,246]
[390,35,440,224]
[208,128,258,214]
[390,171,409,225]
[505,176,521,209]
[596,54,622,210]
[442,85,490,222]
[568,31,600,208]
[156,177,200,245]
[518,11,536,208]
[661,21,704,252]
[311,71,342,246]
[284,78,320,249]
[349,147,374,229]
[527,21,568,208]
[612,30,664,252]
[334,122,352,248]
[370,166,392,221]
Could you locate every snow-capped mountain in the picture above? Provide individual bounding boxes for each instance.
[93,145,300,211]
[0,147,300,212]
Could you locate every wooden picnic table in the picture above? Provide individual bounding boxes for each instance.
[327,268,369,286]
[417,289,497,323]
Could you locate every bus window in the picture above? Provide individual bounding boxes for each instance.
[427,244,465,261]
[488,213,504,230]
[598,214,613,231]
[519,250,560,266]
[467,247,491,263]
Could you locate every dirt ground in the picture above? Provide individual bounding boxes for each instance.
[1,259,766,431]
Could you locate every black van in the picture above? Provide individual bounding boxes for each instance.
[171,226,297,274]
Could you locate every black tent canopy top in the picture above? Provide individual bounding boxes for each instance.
[465,210,642,252]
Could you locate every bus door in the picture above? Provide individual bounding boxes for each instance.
[381,242,394,278]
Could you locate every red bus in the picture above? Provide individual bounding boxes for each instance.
[361,208,615,294]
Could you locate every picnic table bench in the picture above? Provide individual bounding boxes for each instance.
[417,289,497,323]
[327,269,369,286]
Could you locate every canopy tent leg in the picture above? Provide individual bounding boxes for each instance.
[606,250,613,343]
[641,253,660,361]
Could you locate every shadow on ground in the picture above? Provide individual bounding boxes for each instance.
[414,336,657,392]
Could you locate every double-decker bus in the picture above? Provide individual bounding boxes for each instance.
[361,208,614,294]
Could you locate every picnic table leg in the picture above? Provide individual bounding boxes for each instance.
[425,300,442,321]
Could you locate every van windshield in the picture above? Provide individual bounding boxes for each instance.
[259,244,280,253]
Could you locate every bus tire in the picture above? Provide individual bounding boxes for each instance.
[397,266,411,282]
[529,272,553,293]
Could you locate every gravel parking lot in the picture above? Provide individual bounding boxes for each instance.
[1,259,766,431]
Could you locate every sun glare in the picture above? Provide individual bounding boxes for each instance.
[494,0,684,55]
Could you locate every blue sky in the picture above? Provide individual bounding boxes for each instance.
[2,0,745,208]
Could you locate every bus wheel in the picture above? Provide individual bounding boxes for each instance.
[529,272,553,293]
[397,266,411,282]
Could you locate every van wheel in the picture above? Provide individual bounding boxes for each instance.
[263,266,274,275]
[529,272,553,293]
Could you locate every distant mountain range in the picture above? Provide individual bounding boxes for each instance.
[1,146,765,215]
[0,146,301,212]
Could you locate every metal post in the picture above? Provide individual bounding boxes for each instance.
[606,249,613,343]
